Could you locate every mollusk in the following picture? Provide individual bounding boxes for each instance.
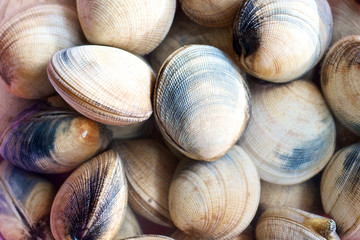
[233,0,332,82]
[113,207,142,240]
[0,4,85,99]
[48,45,156,125]
[0,160,55,240]
[154,45,250,161]
[169,145,260,239]
[51,150,128,240]
[76,0,176,55]
[238,80,335,185]
[0,102,112,174]
[171,227,255,240]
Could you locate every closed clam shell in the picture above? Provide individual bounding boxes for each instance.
[76,0,176,55]
[51,150,128,240]
[154,45,250,161]
[179,0,243,27]
[113,207,142,240]
[0,160,55,240]
[321,143,360,240]
[112,139,178,227]
[238,80,335,185]
[0,102,112,174]
[169,145,260,239]
[0,4,85,99]
[256,207,340,240]
[48,45,156,125]
[321,35,360,136]
[233,0,332,82]
[171,227,255,240]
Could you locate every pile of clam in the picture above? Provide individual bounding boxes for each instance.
[1,0,360,239]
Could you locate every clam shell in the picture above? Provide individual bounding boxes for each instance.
[0,160,55,240]
[321,143,360,240]
[238,79,335,185]
[321,35,360,136]
[48,45,156,126]
[0,102,112,174]
[154,45,250,161]
[233,0,332,82]
[76,0,176,55]
[113,207,142,240]
[51,150,128,240]
[0,4,85,99]
[112,138,178,227]
[171,227,255,240]
[169,145,260,239]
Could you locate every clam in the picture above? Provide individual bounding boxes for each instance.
[76,0,176,55]
[169,145,260,239]
[179,0,243,27]
[0,101,112,174]
[113,207,142,240]
[0,4,85,99]
[154,45,250,161]
[233,0,333,82]
[256,207,340,240]
[51,150,128,240]
[238,79,335,185]
[112,138,178,227]
[0,159,55,240]
[321,35,360,136]
[321,143,360,240]
[48,45,156,125]
[171,227,255,240]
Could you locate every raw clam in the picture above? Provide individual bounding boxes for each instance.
[0,102,112,174]
[0,159,55,240]
[238,79,335,185]
[112,138,178,227]
[169,145,260,239]
[256,207,340,240]
[154,45,250,161]
[113,207,142,240]
[321,143,360,240]
[0,4,85,99]
[76,0,176,55]
[48,45,156,125]
[321,35,360,136]
[51,150,128,240]
[233,0,333,82]
[179,0,243,27]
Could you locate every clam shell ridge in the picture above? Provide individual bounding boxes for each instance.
[0,102,112,174]
[238,80,335,185]
[154,45,250,161]
[50,150,128,240]
[169,145,260,239]
[233,0,332,82]
[48,45,156,125]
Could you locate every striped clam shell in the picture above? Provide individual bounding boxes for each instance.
[51,150,128,240]
[233,0,332,82]
[169,146,260,239]
[238,80,335,185]
[154,45,250,161]
[321,35,360,136]
[0,160,55,240]
[321,143,360,240]
[48,45,156,125]
[171,227,255,240]
[0,102,112,174]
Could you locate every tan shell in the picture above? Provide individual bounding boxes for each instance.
[76,0,176,55]
[321,143,360,240]
[50,150,128,240]
[179,0,243,27]
[113,207,142,240]
[169,145,260,239]
[0,4,85,99]
[321,35,360,136]
[112,139,178,227]
[171,227,255,240]
[238,79,335,185]
[256,207,340,240]
[48,45,156,125]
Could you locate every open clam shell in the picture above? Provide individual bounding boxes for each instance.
[154,45,250,161]
[51,150,128,240]
[48,45,156,125]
